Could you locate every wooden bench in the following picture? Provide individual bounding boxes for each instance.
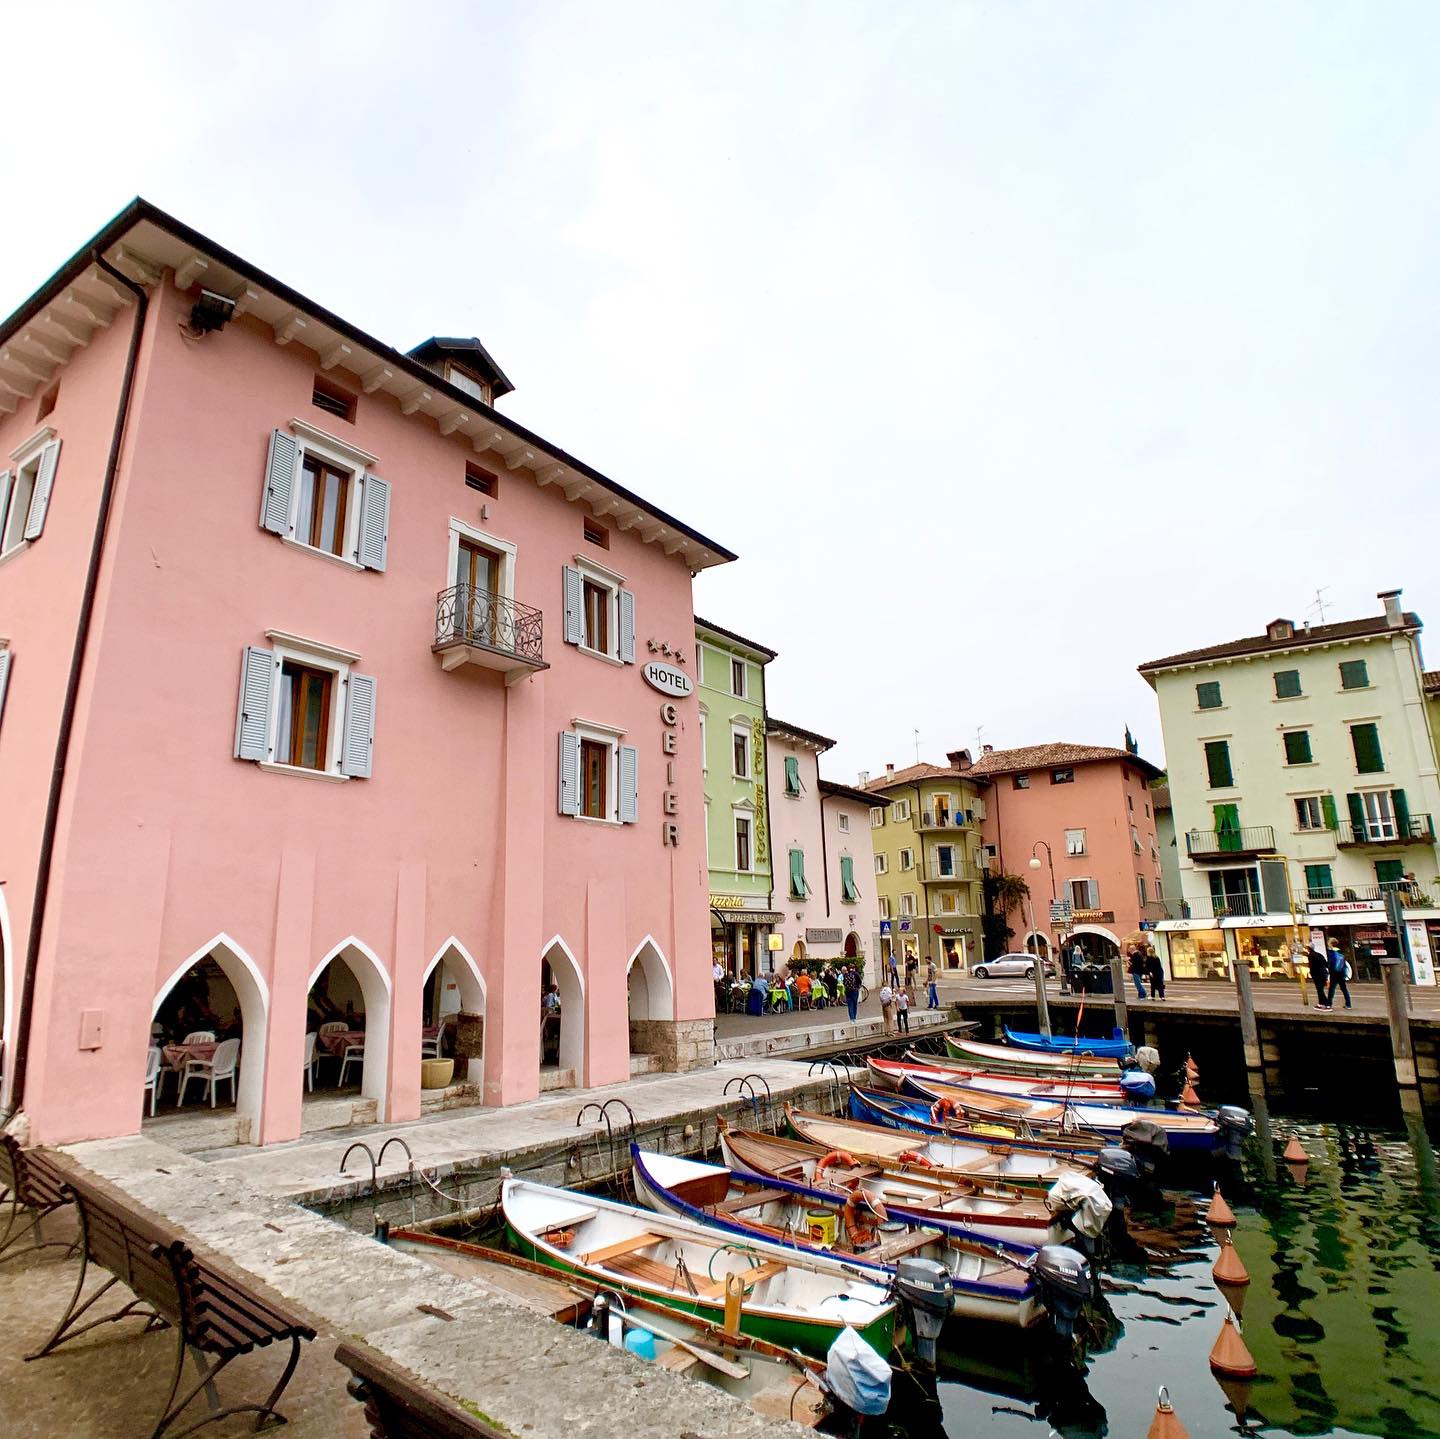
[26,1165,316,1439]
[0,1133,74,1263]
[337,1338,512,1439]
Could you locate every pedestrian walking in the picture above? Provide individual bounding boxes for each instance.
[1144,945,1166,1000]
[879,981,895,1035]
[843,963,862,1023]
[1327,943,1353,1010]
[895,986,911,1034]
[1127,948,1148,1000]
[1307,946,1329,1008]
[925,959,939,1010]
[887,953,901,988]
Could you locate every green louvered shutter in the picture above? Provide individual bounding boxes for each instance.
[1283,730,1311,765]
[1351,723,1384,774]
[840,855,858,902]
[1346,792,1366,837]
[1304,863,1334,900]
[1392,789,1410,839]
[1376,859,1405,887]
[789,847,809,899]
[1214,803,1241,852]
[784,755,800,796]
[1204,740,1233,789]
[1321,794,1339,831]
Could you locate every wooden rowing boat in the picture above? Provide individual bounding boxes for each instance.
[944,1034,1122,1075]
[1004,1026,1133,1058]
[384,1227,831,1426]
[631,1147,1043,1328]
[867,1054,1134,1103]
[847,1088,1106,1157]
[717,1122,1063,1246]
[501,1176,896,1358]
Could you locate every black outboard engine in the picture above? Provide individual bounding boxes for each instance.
[1095,1146,1141,1210]
[1215,1105,1253,1160]
[1032,1244,1093,1340]
[1121,1118,1170,1183]
[893,1257,953,1366]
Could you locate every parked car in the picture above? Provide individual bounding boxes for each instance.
[971,953,1057,980]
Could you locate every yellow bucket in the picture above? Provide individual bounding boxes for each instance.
[806,1209,838,1246]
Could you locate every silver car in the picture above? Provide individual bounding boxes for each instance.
[971,953,1056,980]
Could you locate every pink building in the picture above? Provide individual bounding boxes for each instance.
[0,201,732,1147]
[964,743,1165,959]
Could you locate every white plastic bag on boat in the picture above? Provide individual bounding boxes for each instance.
[1134,1045,1161,1073]
[1045,1173,1114,1240]
[824,1325,891,1416]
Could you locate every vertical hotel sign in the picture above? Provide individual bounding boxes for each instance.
[643,660,693,846]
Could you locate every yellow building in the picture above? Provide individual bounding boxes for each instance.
[862,755,988,973]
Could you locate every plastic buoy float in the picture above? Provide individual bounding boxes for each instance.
[1145,1386,1192,1439]
[1184,1055,1200,1080]
[1180,1081,1201,1106]
[1206,1186,1236,1228]
[1283,1133,1309,1164]
[1209,1311,1258,1378]
[1213,1235,1251,1287]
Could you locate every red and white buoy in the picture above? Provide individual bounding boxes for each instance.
[1144,1385,1192,1439]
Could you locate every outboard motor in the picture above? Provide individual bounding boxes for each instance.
[1119,1069,1157,1103]
[1121,1118,1170,1183]
[892,1257,953,1366]
[1032,1244,1093,1340]
[1095,1146,1141,1210]
[1133,1045,1161,1074]
[1215,1105,1253,1160]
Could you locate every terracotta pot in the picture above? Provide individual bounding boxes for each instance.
[421,1057,455,1090]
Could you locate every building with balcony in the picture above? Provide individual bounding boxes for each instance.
[696,618,778,978]
[764,720,885,979]
[0,201,734,1148]
[961,741,1165,961]
[860,755,988,973]
[1139,591,1440,983]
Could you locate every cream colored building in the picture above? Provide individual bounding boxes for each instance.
[1139,590,1440,984]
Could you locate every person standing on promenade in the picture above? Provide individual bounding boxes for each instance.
[1145,945,1166,1000]
[1308,946,1330,1008]
[843,963,862,1024]
[1327,943,1353,1010]
[925,958,940,1010]
[1127,947,1148,1000]
[896,986,911,1035]
[879,980,895,1035]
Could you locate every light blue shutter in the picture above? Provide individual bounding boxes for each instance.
[618,589,635,663]
[341,672,377,777]
[619,744,639,823]
[234,647,274,761]
[0,472,11,539]
[0,649,11,731]
[260,429,298,535]
[357,474,389,571]
[22,439,61,540]
[562,567,584,646]
[558,731,580,815]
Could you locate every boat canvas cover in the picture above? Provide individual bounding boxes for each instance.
[1044,1174,1112,1240]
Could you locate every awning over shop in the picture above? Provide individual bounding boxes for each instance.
[711,910,784,926]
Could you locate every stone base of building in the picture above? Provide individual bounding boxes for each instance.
[628,1018,715,1072]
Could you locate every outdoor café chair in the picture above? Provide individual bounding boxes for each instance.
[179,1037,240,1108]
[143,1046,162,1118]
[302,1031,318,1093]
[338,1042,365,1087]
[182,1030,216,1045]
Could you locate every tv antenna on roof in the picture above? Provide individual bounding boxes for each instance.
[913,728,921,764]
[1307,587,1331,624]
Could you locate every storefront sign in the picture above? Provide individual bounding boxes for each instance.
[660,702,682,847]
[1411,921,1439,986]
[1307,900,1384,915]
[642,661,693,699]
[805,928,842,944]
[710,894,752,910]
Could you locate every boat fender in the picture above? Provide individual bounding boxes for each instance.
[816,1150,858,1180]
[896,1149,934,1167]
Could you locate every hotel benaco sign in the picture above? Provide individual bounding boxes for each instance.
[643,661,694,699]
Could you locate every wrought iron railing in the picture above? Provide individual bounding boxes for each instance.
[920,812,969,830]
[435,584,544,664]
[1307,880,1436,905]
[1335,815,1434,847]
[1185,825,1276,858]
[923,859,978,883]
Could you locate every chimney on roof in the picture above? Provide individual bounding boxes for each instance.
[857,770,870,785]
[982,743,993,754]
[947,749,972,771]
[1266,618,1294,641]
[1379,588,1404,628]
[885,763,895,780]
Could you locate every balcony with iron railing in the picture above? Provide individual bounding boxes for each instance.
[433,584,548,681]
[922,858,979,884]
[1305,880,1438,905]
[1185,825,1277,861]
[1335,815,1435,848]
[920,811,970,831]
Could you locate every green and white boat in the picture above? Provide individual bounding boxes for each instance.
[945,1033,1124,1076]
[501,1176,896,1358]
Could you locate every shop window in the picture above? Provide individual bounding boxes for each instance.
[1168,928,1229,980]
[1283,730,1313,765]
[1196,681,1223,710]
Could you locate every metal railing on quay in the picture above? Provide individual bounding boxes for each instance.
[434,583,544,663]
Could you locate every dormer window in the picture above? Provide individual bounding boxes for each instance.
[1266,618,1294,641]
[443,362,492,405]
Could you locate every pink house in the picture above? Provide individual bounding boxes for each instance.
[964,743,1166,959]
[0,201,731,1147]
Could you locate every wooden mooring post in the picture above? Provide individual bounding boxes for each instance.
[1109,955,1128,1040]
[1381,958,1419,1102]
[1233,957,1262,1071]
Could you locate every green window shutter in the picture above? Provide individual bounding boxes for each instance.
[1376,859,1405,887]
[1304,863,1334,899]
[1213,803,1241,851]
[1351,723,1384,774]
[1321,794,1339,831]
[783,755,800,796]
[1274,669,1302,698]
[1346,792,1366,833]
[1392,788,1411,837]
[1283,730,1312,765]
[840,855,858,902]
[1339,659,1369,690]
[788,847,808,899]
[1204,740,1233,789]
[1196,681,1222,710]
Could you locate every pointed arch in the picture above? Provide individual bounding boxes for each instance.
[309,937,391,1119]
[540,936,584,1080]
[626,935,674,1023]
[150,933,269,1133]
[423,938,486,1082]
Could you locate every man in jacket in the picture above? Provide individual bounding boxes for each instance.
[1307,946,1330,1008]
[1327,944,1353,1010]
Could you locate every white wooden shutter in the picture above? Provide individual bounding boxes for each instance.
[234,647,275,761]
[0,649,12,731]
[618,589,635,664]
[22,439,61,540]
[619,744,639,823]
[0,471,11,541]
[558,731,581,815]
[341,672,377,778]
[357,474,389,571]
[562,567,584,646]
[260,429,298,535]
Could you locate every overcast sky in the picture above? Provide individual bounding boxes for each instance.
[6,3,1437,782]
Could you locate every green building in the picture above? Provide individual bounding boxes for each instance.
[695,617,780,979]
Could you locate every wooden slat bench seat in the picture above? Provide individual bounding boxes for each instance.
[605,1250,788,1301]
[25,1165,315,1439]
[713,1186,793,1212]
[337,1339,512,1439]
[0,1134,74,1263]
[693,1259,786,1298]
[865,1228,940,1263]
[577,1231,665,1266]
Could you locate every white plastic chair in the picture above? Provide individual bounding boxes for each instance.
[338,1042,365,1088]
[143,1046,162,1118]
[420,1031,441,1060]
[303,1032,318,1092]
[179,1037,240,1108]
[182,1030,216,1045]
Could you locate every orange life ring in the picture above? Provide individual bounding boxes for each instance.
[816,1150,858,1180]
[929,1097,957,1125]
[896,1149,935,1167]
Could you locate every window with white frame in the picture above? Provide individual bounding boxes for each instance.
[1069,878,1099,909]
[259,420,389,570]
[1,427,61,558]
[877,895,891,920]
[735,812,753,871]
[892,799,912,822]
[1130,824,1141,853]
[936,891,960,915]
[870,807,885,829]
[1294,795,1325,831]
[837,812,850,833]
[732,725,751,778]
[442,521,517,647]
[731,657,747,697]
[874,853,889,875]
[1065,828,1086,856]
[899,847,915,871]
[234,632,375,779]
[899,893,917,917]
[562,557,635,663]
[558,720,636,823]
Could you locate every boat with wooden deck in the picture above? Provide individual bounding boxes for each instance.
[867,1054,1135,1103]
[848,1088,1106,1157]
[1004,1025,1133,1058]
[944,1034,1124,1075]
[717,1122,1063,1246]
[501,1176,896,1358]
[631,1147,1043,1328]
[383,1227,831,1427]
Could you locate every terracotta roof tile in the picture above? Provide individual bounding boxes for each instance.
[1138,612,1421,674]
[1424,670,1440,697]
[860,761,970,792]
[964,742,1162,780]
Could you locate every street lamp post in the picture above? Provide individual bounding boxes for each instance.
[1021,884,1052,1038]
[1029,843,1065,993]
